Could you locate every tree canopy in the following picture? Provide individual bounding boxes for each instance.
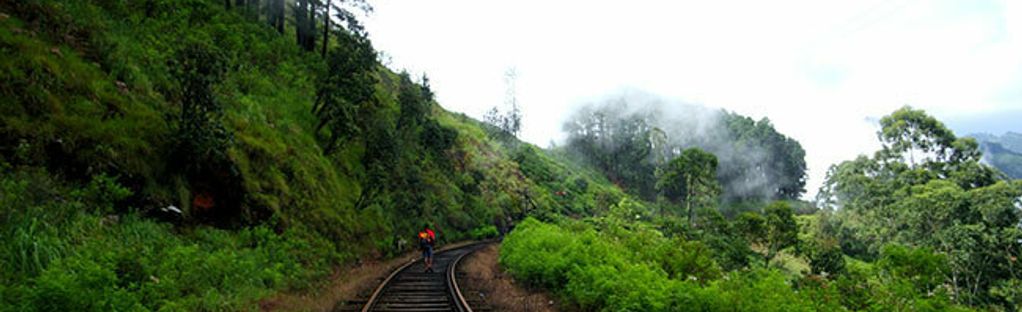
[656,147,720,224]
[818,106,1022,307]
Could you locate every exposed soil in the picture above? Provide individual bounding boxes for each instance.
[259,241,481,311]
[258,253,416,311]
[458,244,558,312]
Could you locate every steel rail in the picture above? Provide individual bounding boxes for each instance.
[361,242,485,312]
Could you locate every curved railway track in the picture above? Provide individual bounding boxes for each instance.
[342,242,489,312]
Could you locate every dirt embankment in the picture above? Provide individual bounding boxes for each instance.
[259,252,417,311]
[458,244,558,312]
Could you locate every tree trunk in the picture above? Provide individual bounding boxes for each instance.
[321,1,330,57]
[355,185,377,210]
[273,0,284,34]
[145,0,155,18]
[296,0,307,48]
[307,0,317,51]
[266,0,274,28]
[312,92,325,114]
[686,175,694,227]
[314,115,329,134]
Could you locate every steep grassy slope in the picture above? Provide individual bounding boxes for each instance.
[0,1,622,310]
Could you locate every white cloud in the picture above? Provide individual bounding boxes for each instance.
[363,0,1022,199]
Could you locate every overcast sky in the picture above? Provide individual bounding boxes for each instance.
[361,0,1022,199]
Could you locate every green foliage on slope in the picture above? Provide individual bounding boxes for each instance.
[982,143,1022,179]
[0,0,622,309]
[818,107,1022,309]
[501,215,973,312]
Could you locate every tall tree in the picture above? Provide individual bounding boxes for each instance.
[763,201,798,265]
[736,202,798,266]
[169,42,230,174]
[819,106,1022,306]
[322,0,373,55]
[656,147,720,225]
[483,68,523,142]
[878,106,958,167]
[295,0,309,50]
[295,0,322,51]
[321,0,331,56]
[307,0,318,50]
[502,68,521,138]
[397,72,429,131]
[313,30,377,154]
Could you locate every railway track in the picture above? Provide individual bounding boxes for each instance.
[336,242,490,312]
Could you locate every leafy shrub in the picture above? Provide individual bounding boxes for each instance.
[469,225,499,239]
[877,244,948,294]
[501,218,977,312]
[804,236,846,276]
[656,238,721,283]
[500,218,581,289]
[0,168,334,310]
[169,40,232,175]
[71,174,133,214]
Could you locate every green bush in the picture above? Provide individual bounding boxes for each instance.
[469,225,499,239]
[0,169,331,310]
[501,218,976,312]
[71,174,133,214]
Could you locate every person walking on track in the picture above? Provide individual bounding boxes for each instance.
[419,224,436,273]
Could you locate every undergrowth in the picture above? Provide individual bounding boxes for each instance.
[500,214,975,312]
[0,0,622,309]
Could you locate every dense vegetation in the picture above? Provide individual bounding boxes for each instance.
[502,107,1022,311]
[0,0,621,309]
[502,216,973,311]
[2,0,1019,311]
[818,107,1022,307]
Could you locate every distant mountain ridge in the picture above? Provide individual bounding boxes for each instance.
[968,132,1022,179]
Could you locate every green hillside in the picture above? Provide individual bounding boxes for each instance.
[981,142,1022,179]
[0,1,621,309]
[4,1,1020,311]
[972,132,1022,153]
[970,133,1022,179]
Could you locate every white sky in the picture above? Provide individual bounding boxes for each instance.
[361,0,1022,199]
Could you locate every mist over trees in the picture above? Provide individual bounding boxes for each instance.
[562,93,807,203]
